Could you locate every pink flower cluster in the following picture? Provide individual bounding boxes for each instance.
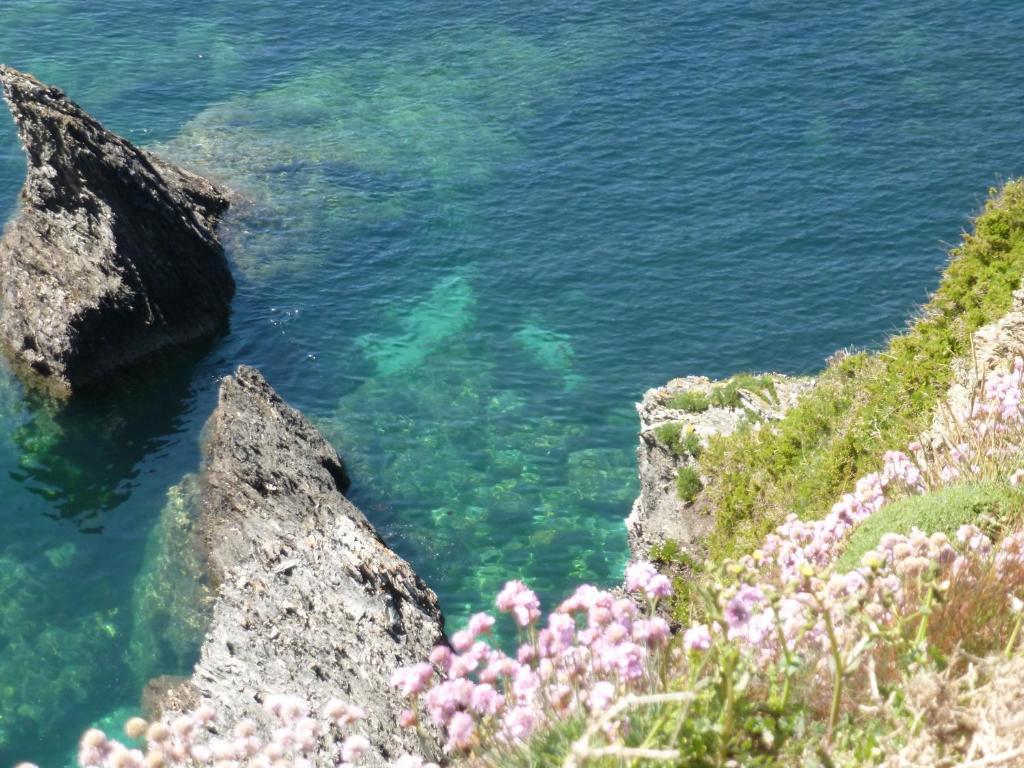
[976,357,1024,423]
[63,355,1024,767]
[679,357,1024,665]
[390,576,671,754]
[74,695,376,768]
[759,449,924,588]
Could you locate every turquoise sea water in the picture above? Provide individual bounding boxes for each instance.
[1,1,1023,763]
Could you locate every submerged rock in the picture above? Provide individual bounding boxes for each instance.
[154,366,445,764]
[0,65,234,391]
[627,373,814,562]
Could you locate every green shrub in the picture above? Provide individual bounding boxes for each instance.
[709,374,778,409]
[677,466,703,502]
[653,422,702,458]
[666,390,710,413]
[835,483,1024,572]
[650,539,705,624]
[701,180,1024,563]
[682,432,702,458]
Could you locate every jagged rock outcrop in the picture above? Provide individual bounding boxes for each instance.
[153,366,446,764]
[0,65,234,390]
[627,374,814,562]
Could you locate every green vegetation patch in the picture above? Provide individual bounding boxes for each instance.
[653,422,702,458]
[666,390,711,413]
[665,374,778,414]
[710,373,778,409]
[700,180,1024,562]
[835,483,1024,573]
[677,466,703,502]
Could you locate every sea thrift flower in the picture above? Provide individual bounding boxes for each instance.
[625,561,658,592]
[645,573,673,599]
[496,580,541,626]
[467,612,495,637]
[451,629,475,652]
[428,645,453,671]
[502,706,539,741]
[391,662,434,697]
[445,711,475,752]
[683,624,712,652]
[323,699,364,727]
[341,734,370,763]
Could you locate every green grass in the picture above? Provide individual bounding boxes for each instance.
[653,422,702,458]
[666,390,710,413]
[709,374,778,409]
[676,467,703,502]
[700,180,1024,563]
[834,483,1024,572]
[666,375,777,414]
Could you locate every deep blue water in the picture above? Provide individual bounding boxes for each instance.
[1,1,1023,764]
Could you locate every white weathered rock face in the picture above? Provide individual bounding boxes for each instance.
[0,65,234,390]
[627,374,814,562]
[154,366,446,765]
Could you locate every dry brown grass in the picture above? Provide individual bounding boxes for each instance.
[885,654,1024,767]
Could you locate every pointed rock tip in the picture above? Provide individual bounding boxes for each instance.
[0,64,56,95]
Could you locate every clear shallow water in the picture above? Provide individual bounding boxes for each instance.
[1,1,1023,763]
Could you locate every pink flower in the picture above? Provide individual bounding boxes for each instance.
[341,734,370,763]
[468,612,495,637]
[683,624,712,652]
[502,706,539,741]
[448,653,479,678]
[390,662,434,697]
[496,580,541,627]
[624,561,657,592]
[588,680,616,712]
[323,699,364,728]
[470,683,503,716]
[428,645,453,671]
[451,630,474,653]
[633,617,670,646]
[644,574,673,599]
[445,712,475,752]
[558,584,602,613]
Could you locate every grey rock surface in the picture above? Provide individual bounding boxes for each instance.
[627,373,815,562]
[168,366,445,764]
[0,65,234,390]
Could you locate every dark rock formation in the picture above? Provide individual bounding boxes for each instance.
[158,366,445,764]
[0,65,234,391]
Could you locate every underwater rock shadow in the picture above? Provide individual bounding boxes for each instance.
[7,338,214,531]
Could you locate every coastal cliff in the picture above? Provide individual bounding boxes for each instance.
[627,373,814,563]
[0,65,234,391]
[152,367,446,765]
